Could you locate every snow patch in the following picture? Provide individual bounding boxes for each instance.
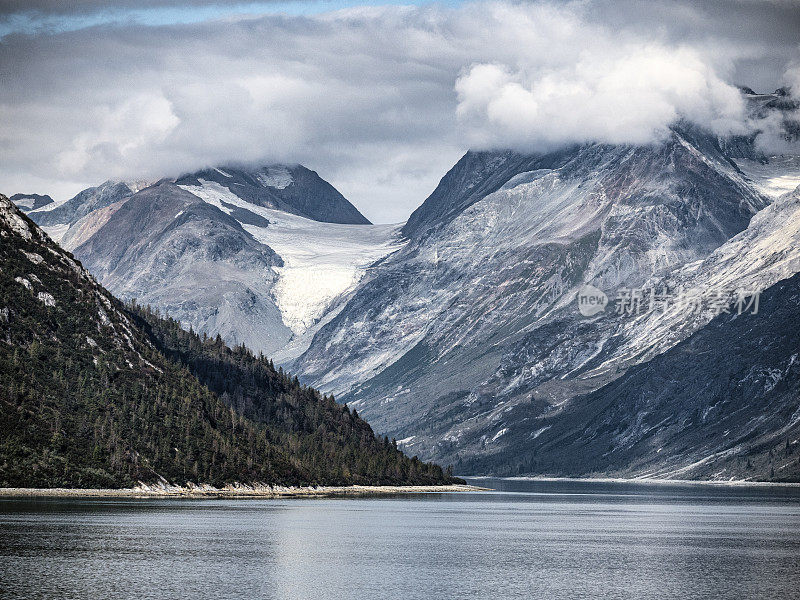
[530,425,551,440]
[13,197,36,210]
[41,223,70,244]
[176,181,233,215]
[490,428,508,442]
[179,178,405,335]
[256,166,293,189]
[736,156,800,199]
[28,195,70,213]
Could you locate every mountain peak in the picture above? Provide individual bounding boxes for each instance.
[175,163,370,225]
[9,193,53,212]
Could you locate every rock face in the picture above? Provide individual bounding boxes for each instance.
[21,165,398,356]
[467,271,800,482]
[27,180,141,245]
[71,182,291,355]
[287,92,800,481]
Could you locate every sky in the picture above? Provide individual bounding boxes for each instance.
[1,0,798,223]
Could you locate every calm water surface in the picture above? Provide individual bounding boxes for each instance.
[1,478,800,599]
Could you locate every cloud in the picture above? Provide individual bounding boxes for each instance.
[784,62,800,91]
[455,45,752,152]
[0,1,798,221]
[751,61,800,154]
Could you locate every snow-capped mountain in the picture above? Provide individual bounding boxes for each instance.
[14,87,800,480]
[175,164,370,225]
[20,164,401,356]
[9,193,53,212]
[286,89,800,479]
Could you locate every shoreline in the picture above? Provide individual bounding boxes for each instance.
[0,483,487,499]
[464,475,800,487]
[4,476,798,499]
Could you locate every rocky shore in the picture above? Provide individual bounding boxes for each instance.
[0,482,486,499]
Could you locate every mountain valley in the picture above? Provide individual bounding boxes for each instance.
[13,87,800,482]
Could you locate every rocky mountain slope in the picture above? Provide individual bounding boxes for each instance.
[28,180,143,248]
[0,195,455,488]
[22,165,400,356]
[287,89,800,480]
[464,271,800,482]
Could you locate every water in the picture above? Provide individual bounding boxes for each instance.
[1,478,800,599]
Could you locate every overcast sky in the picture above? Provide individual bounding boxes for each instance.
[1,0,798,223]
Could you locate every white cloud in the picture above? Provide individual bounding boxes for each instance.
[56,94,180,173]
[784,63,800,92]
[455,44,752,152]
[0,1,798,221]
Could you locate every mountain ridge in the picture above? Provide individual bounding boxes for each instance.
[286,107,800,479]
[11,88,800,481]
[0,194,456,488]
[9,193,53,211]
[19,164,393,355]
[175,164,371,225]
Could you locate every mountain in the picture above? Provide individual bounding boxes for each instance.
[9,193,53,212]
[463,271,800,482]
[0,194,456,488]
[21,165,398,355]
[174,164,370,224]
[287,90,800,480]
[26,180,143,248]
[14,89,799,482]
[69,182,291,357]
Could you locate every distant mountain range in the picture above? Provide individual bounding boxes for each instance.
[0,194,456,488]
[9,193,53,212]
[23,164,399,356]
[13,87,800,482]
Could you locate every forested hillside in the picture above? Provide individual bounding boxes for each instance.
[130,303,454,485]
[0,195,456,488]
